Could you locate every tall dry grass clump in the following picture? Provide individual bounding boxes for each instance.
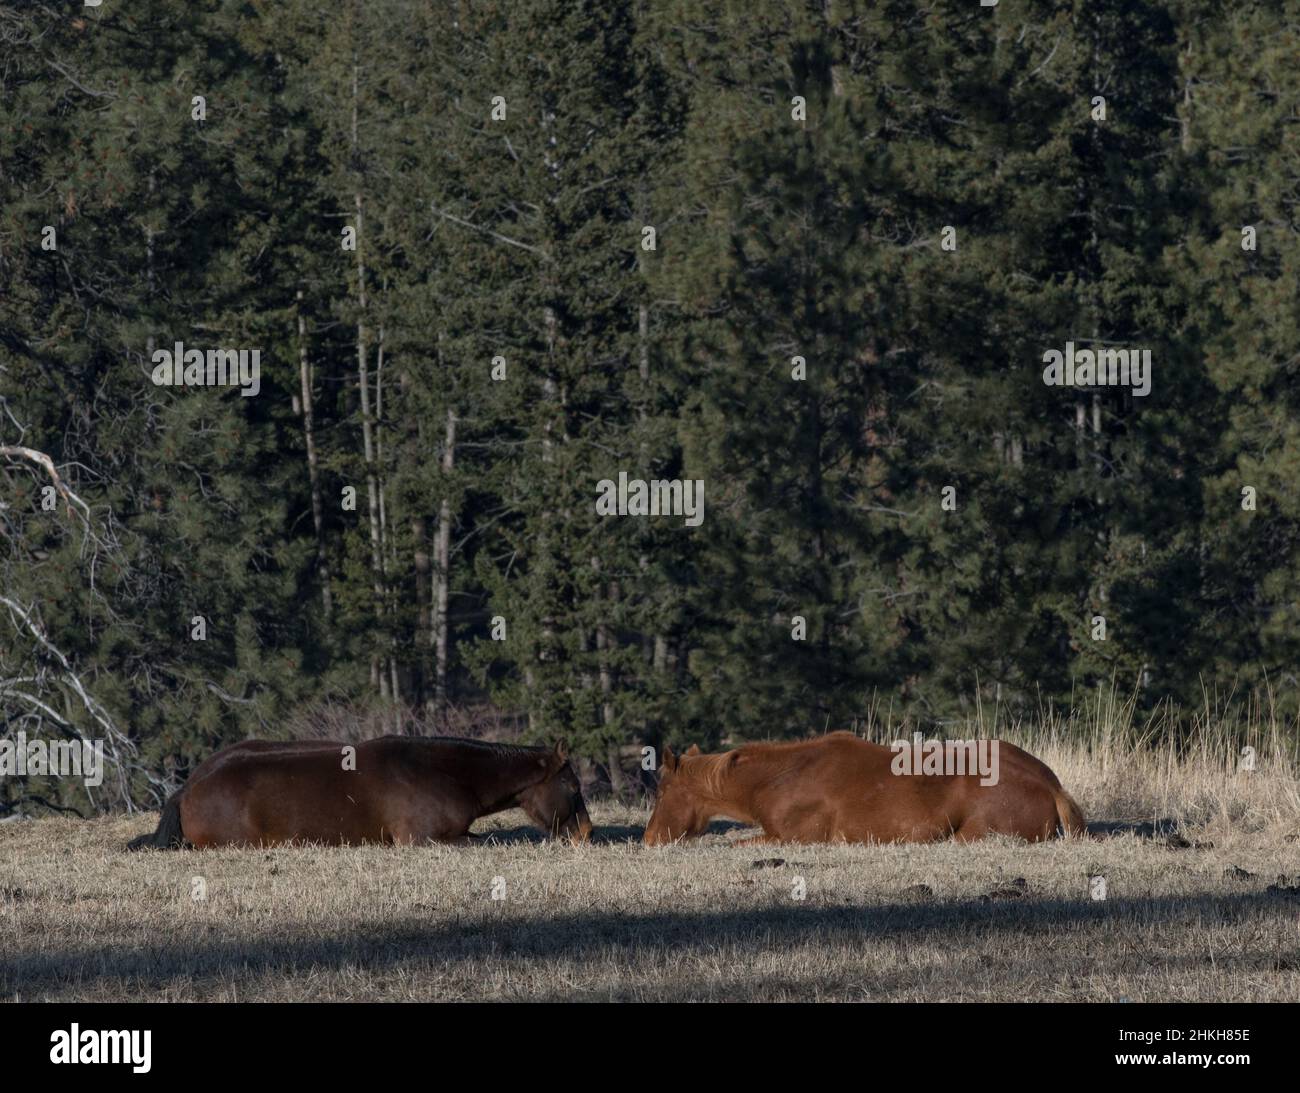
[847,681,1300,834]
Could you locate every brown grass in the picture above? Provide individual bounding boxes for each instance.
[4,705,1300,1002]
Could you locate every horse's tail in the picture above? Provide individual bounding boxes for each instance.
[1052,786,1087,839]
[126,792,186,851]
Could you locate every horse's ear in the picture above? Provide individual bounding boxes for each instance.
[661,744,677,773]
[685,743,701,757]
[542,739,568,773]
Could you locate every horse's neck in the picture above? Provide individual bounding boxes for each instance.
[703,755,758,826]
[465,749,543,814]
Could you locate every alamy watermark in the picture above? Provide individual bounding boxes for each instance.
[0,732,104,788]
[890,732,1000,786]
[151,341,261,396]
[595,472,704,527]
[50,1024,151,1074]
[1042,341,1151,397]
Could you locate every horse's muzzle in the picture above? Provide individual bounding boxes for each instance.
[569,808,593,843]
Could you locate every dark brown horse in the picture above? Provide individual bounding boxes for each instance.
[644,732,1084,845]
[128,736,592,849]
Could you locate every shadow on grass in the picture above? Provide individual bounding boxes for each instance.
[1087,819,1182,840]
[601,817,1185,845]
[472,819,745,845]
[590,824,645,844]
[472,826,549,846]
[6,888,1299,996]
[119,815,1195,851]
[469,825,645,846]
[588,818,754,844]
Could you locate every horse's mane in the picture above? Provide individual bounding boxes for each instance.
[692,752,730,799]
[690,734,855,798]
[411,735,549,758]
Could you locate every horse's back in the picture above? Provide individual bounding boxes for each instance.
[749,733,1073,844]
[179,736,469,847]
[186,737,346,785]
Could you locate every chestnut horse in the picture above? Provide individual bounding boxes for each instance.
[643,732,1084,845]
[127,736,592,849]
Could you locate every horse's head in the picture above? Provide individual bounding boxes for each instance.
[643,743,710,845]
[517,741,592,843]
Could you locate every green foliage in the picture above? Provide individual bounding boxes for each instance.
[0,0,1296,810]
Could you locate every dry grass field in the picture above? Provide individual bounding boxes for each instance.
[4,714,1300,1002]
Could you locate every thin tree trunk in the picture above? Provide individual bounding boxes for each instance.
[297,288,332,617]
[353,59,387,700]
[434,409,456,713]
[597,572,623,797]
[376,318,400,719]
[635,203,667,756]
[412,513,430,707]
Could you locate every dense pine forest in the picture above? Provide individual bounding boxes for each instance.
[1,0,1297,812]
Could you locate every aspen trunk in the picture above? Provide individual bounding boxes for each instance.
[297,288,332,617]
[412,514,430,707]
[376,318,400,718]
[434,409,456,713]
[352,60,387,700]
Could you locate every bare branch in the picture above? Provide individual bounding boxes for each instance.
[429,203,550,259]
[0,444,93,525]
[0,596,140,810]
